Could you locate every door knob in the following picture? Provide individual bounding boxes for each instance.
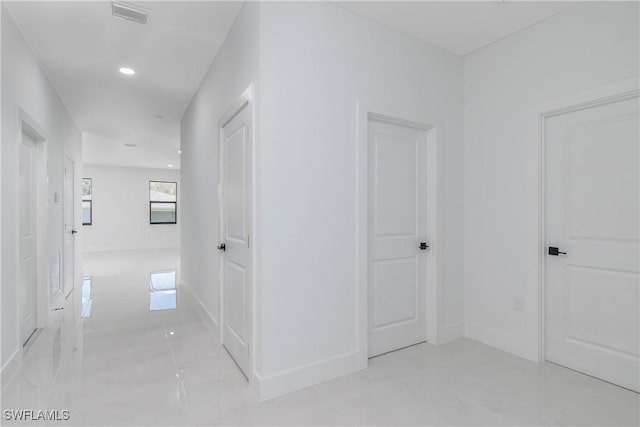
[217,243,226,251]
[548,246,566,256]
[419,242,429,250]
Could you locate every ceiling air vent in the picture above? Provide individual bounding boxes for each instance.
[124,143,138,148]
[112,2,148,25]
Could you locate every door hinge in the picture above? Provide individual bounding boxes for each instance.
[247,234,250,248]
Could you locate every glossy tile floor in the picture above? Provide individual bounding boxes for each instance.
[2,249,639,426]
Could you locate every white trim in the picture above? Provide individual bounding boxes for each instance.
[356,100,446,367]
[0,349,22,392]
[466,322,530,359]
[252,351,362,402]
[83,244,180,253]
[16,107,49,345]
[218,83,256,385]
[219,87,252,129]
[525,77,640,362]
[62,155,75,302]
[439,321,466,344]
[180,282,221,342]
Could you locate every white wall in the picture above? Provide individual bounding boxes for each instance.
[83,132,182,170]
[181,1,464,400]
[464,2,639,358]
[82,164,180,252]
[1,6,82,378]
[255,2,464,398]
[180,2,259,335]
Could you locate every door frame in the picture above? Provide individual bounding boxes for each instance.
[217,84,256,383]
[15,107,49,342]
[525,77,640,363]
[63,155,75,300]
[356,101,444,367]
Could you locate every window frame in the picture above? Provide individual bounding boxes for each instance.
[149,180,177,225]
[82,177,93,226]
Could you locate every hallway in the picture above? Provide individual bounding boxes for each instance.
[1,250,638,426]
[2,249,251,426]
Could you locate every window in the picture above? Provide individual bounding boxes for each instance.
[82,178,92,225]
[149,181,177,224]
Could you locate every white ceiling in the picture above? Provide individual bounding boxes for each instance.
[336,1,576,55]
[5,1,243,170]
[6,1,577,171]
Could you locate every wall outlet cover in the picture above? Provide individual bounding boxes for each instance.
[513,297,525,312]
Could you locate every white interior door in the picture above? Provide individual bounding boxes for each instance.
[64,156,75,298]
[19,131,37,345]
[545,95,639,392]
[220,103,252,378]
[368,119,428,357]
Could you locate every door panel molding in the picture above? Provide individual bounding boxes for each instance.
[543,93,638,390]
[15,107,49,348]
[525,77,640,368]
[218,84,255,384]
[63,155,75,300]
[356,101,444,368]
[367,119,427,357]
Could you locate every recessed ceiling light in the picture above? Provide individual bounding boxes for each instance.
[168,164,174,168]
[119,67,135,76]
[178,150,182,154]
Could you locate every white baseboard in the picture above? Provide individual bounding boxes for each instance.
[83,245,180,253]
[465,322,533,361]
[438,321,465,344]
[1,348,21,392]
[252,350,364,401]
[180,282,220,342]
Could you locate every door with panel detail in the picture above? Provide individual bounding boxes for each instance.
[368,119,428,357]
[20,132,37,345]
[64,156,75,298]
[220,103,252,378]
[545,95,639,391]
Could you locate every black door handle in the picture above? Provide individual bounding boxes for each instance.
[217,243,226,251]
[71,230,78,234]
[548,246,566,256]
[419,242,429,250]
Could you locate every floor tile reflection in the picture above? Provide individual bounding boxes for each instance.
[1,248,638,426]
[81,277,93,318]
[149,270,177,311]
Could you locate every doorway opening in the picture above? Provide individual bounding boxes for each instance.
[527,79,639,393]
[17,109,48,347]
[357,108,443,363]
[218,86,255,381]
[63,156,76,300]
